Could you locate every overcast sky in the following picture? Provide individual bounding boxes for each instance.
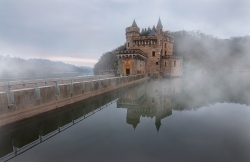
[0,0,249,67]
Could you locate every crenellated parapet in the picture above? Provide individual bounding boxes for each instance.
[117,18,182,77]
[126,27,140,34]
[116,49,148,60]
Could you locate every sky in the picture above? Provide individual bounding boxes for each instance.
[0,0,249,67]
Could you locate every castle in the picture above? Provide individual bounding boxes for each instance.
[116,18,182,77]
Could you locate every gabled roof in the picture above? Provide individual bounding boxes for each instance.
[157,18,163,28]
[132,19,138,27]
[149,29,156,36]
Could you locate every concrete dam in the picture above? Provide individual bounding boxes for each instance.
[0,75,148,127]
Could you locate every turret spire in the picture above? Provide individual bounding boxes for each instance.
[157,18,163,28]
[132,19,138,27]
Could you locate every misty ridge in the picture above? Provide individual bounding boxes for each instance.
[94,30,250,109]
[0,56,93,79]
[94,30,250,75]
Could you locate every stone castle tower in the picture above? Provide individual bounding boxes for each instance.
[117,18,182,77]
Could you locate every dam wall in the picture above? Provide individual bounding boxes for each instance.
[0,75,148,127]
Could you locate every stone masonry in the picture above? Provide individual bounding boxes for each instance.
[116,18,182,77]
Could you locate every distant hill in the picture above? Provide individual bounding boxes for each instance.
[0,56,93,78]
[171,30,250,74]
[94,30,250,75]
[93,45,126,75]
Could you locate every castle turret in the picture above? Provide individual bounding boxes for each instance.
[156,18,163,49]
[126,19,140,49]
[156,18,163,36]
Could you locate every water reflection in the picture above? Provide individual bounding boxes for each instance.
[117,78,182,131]
[0,90,120,162]
[0,75,250,162]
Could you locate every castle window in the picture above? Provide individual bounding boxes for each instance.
[156,62,158,65]
[152,51,155,56]
[165,43,166,48]
[165,51,166,56]
[128,42,129,47]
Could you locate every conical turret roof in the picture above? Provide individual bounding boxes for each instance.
[132,19,138,27]
[155,122,161,132]
[157,18,163,28]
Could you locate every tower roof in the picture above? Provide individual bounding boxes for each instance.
[157,18,163,28]
[149,29,156,36]
[155,122,161,132]
[132,19,138,27]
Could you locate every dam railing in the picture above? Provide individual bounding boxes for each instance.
[0,98,118,162]
[0,74,148,127]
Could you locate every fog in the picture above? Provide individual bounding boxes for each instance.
[0,56,93,79]
[0,0,249,67]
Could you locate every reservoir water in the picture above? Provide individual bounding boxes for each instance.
[0,74,250,162]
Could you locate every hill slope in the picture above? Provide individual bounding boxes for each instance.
[94,30,250,75]
[0,57,93,78]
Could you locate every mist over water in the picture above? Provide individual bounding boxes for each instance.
[1,23,250,162]
[0,74,250,162]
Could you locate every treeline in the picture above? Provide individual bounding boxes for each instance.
[0,56,93,78]
[171,30,250,73]
[93,45,126,74]
[140,26,156,36]
[94,30,250,74]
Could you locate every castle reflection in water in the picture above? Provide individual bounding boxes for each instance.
[0,78,182,161]
[117,78,182,131]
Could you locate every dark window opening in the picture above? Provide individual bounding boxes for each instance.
[165,51,166,56]
[128,42,129,47]
[152,51,155,56]
[156,62,158,65]
[126,69,130,75]
[165,43,166,48]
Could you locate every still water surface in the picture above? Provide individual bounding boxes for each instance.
[0,76,250,162]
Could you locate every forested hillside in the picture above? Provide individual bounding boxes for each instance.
[0,56,93,78]
[93,45,126,74]
[171,31,250,73]
[94,30,250,75]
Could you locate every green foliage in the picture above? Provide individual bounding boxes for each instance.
[93,44,126,74]
[94,30,250,75]
[140,26,157,36]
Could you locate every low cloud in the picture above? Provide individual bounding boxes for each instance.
[0,0,249,67]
